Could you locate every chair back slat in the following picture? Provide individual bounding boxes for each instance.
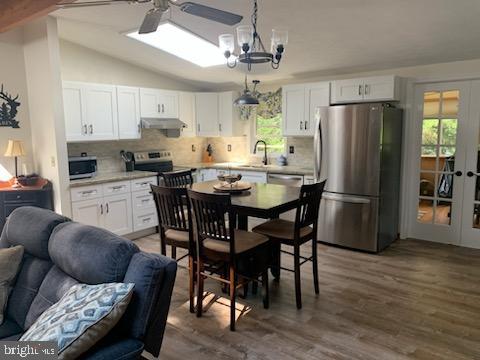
[162,170,194,188]
[151,184,191,232]
[295,180,327,231]
[188,190,235,257]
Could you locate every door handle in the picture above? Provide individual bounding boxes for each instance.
[364,84,369,95]
[100,204,104,215]
[89,124,93,134]
[161,104,165,113]
[467,171,480,177]
[304,121,308,130]
[358,85,363,96]
[314,107,323,182]
[219,123,222,132]
[197,124,200,132]
[268,174,303,181]
[322,193,371,204]
[300,121,303,130]
[455,171,463,177]
[157,104,161,113]
[106,203,109,213]
[83,124,88,135]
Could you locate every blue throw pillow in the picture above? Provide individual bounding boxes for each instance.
[20,283,134,360]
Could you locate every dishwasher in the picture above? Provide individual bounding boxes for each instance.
[267,174,304,221]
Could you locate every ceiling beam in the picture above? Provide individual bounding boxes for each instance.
[0,0,75,34]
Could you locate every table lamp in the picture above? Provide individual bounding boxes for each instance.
[4,140,26,187]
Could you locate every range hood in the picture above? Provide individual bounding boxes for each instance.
[141,118,187,138]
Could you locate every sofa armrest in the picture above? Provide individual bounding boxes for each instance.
[82,336,144,360]
[119,252,177,357]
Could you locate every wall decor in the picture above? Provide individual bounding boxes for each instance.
[0,84,21,128]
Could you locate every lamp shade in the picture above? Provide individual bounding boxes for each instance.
[4,140,26,157]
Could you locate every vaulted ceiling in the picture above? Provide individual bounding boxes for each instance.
[54,0,480,89]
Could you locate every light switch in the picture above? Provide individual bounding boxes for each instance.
[50,156,56,167]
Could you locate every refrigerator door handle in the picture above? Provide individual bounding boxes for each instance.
[314,107,323,182]
[322,193,371,204]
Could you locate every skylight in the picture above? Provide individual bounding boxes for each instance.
[127,22,226,68]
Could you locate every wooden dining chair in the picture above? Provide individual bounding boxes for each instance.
[151,184,195,313]
[188,189,271,331]
[252,181,326,309]
[162,169,194,188]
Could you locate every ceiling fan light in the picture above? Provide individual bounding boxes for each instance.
[236,25,254,48]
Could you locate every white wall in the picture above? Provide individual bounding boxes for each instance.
[0,29,34,178]
[23,17,71,216]
[59,40,200,91]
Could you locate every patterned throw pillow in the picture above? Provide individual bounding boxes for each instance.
[20,283,134,360]
[0,245,24,325]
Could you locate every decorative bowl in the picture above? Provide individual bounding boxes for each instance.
[217,173,242,184]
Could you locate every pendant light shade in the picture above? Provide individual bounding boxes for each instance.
[234,78,260,107]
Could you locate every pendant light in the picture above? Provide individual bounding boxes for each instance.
[234,77,260,106]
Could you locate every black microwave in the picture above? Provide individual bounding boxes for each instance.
[69,156,97,180]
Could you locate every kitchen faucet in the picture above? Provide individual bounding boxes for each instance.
[253,140,268,165]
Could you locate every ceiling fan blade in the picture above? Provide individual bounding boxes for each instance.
[138,9,163,34]
[57,0,134,9]
[179,2,243,26]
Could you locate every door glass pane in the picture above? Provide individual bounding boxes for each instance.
[418,89,460,227]
[474,204,480,229]
[420,172,435,196]
[435,201,452,225]
[441,90,459,117]
[422,119,439,145]
[440,119,457,145]
[437,173,454,199]
[418,199,434,224]
[424,92,440,117]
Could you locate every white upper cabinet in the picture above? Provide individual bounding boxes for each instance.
[196,93,219,137]
[117,86,141,140]
[63,82,86,142]
[218,91,245,137]
[63,82,119,142]
[83,84,119,141]
[331,75,399,104]
[140,88,179,119]
[179,92,196,137]
[283,82,330,137]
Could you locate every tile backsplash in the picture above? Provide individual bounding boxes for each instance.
[68,129,313,173]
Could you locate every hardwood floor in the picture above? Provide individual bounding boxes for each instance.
[135,235,480,360]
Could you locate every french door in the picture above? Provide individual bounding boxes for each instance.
[410,80,480,248]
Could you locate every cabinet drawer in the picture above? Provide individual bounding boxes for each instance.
[102,181,131,196]
[71,185,103,202]
[131,177,157,192]
[132,190,155,211]
[133,209,158,232]
[4,192,36,203]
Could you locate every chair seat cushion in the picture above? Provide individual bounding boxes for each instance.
[165,229,190,248]
[20,283,134,360]
[203,230,269,254]
[253,219,313,241]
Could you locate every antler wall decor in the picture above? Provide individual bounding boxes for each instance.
[0,84,21,128]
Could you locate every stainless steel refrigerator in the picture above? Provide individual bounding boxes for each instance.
[314,103,403,252]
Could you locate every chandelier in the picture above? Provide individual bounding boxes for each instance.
[218,0,288,71]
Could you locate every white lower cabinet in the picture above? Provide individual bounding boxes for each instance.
[70,176,158,236]
[198,169,218,181]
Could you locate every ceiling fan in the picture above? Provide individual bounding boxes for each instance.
[57,0,243,34]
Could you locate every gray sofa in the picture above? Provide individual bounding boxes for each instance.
[0,206,177,359]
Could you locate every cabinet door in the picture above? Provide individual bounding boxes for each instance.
[331,79,364,104]
[84,84,118,140]
[158,90,179,118]
[238,171,267,184]
[72,198,103,228]
[305,82,330,136]
[140,88,160,118]
[179,92,196,137]
[218,91,234,136]
[104,193,133,236]
[282,85,306,136]
[117,86,141,140]
[63,82,86,142]
[195,93,219,137]
[200,169,217,181]
[363,75,398,101]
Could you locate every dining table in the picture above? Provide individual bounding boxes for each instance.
[191,180,301,279]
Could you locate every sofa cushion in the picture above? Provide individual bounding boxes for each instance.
[81,334,144,360]
[24,266,79,330]
[0,245,24,325]
[120,252,177,356]
[21,283,134,360]
[0,207,69,260]
[0,318,23,339]
[5,255,52,329]
[49,222,139,284]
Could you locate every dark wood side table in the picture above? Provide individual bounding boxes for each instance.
[0,178,54,232]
